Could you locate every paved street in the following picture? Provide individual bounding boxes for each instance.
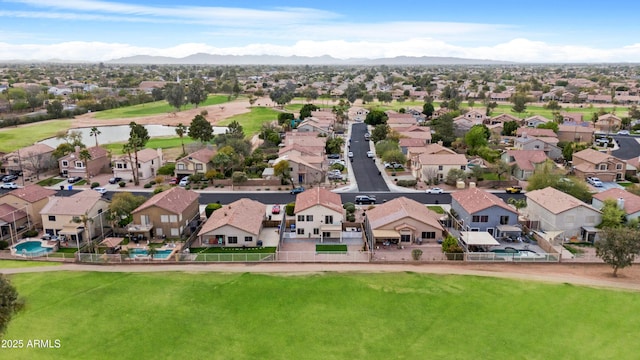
[348,122,389,192]
[611,134,640,160]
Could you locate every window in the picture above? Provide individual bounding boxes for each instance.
[322,232,331,238]
[244,236,253,242]
[422,232,436,239]
[48,215,56,221]
[297,228,305,235]
[177,163,185,170]
[75,161,84,168]
[196,164,203,170]
[313,228,319,235]
[438,165,443,170]
[160,215,169,223]
[325,215,333,224]
[472,215,488,223]
[598,164,607,170]
[500,216,510,225]
[228,236,238,244]
[169,215,178,223]
[460,165,466,171]
[297,215,305,222]
[616,163,623,170]
[306,215,313,221]
[116,163,127,169]
[61,160,68,167]
[170,228,179,236]
[141,215,150,225]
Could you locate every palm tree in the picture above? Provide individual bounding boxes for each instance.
[71,213,94,253]
[89,126,101,147]
[78,148,92,181]
[175,123,187,155]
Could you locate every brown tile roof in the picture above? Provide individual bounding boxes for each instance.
[60,146,108,162]
[134,148,161,163]
[557,125,595,133]
[16,143,55,157]
[294,187,343,214]
[516,128,557,138]
[399,138,427,147]
[365,197,444,230]
[133,187,199,215]
[5,184,56,203]
[592,188,640,215]
[178,147,215,164]
[451,187,516,214]
[572,148,616,164]
[417,153,468,166]
[525,187,599,215]
[40,190,105,216]
[0,203,27,222]
[505,150,548,171]
[198,198,265,236]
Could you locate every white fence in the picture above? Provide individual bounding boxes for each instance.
[466,252,559,262]
[177,253,277,262]
[276,251,370,263]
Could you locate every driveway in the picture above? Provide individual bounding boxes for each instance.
[612,135,640,160]
[349,123,389,192]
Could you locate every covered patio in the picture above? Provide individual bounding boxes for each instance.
[372,229,401,245]
[319,224,342,243]
[460,231,500,252]
[495,225,522,241]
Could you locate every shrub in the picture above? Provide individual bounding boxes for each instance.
[118,181,126,188]
[0,240,9,250]
[90,182,100,189]
[155,176,165,184]
[397,179,417,187]
[185,185,191,190]
[143,183,152,188]
[153,186,165,194]
[205,203,223,218]
[190,173,204,183]
[411,249,423,261]
[346,214,356,222]
[149,180,156,186]
[625,174,639,183]
[285,202,295,216]
[23,229,38,238]
[158,163,176,176]
[343,202,356,214]
[442,234,464,260]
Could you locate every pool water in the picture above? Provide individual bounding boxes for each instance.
[129,248,173,259]
[13,240,54,257]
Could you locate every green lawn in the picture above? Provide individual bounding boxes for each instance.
[37,176,66,186]
[93,95,232,120]
[427,205,445,214]
[218,106,281,136]
[5,271,640,359]
[0,120,72,153]
[103,136,196,155]
[316,244,348,252]
[0,260,61,268]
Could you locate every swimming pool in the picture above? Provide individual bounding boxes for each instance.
[129,248,173,259]
[491,248,543,258]
[11,240,55,257]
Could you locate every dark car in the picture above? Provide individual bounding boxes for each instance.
[290,186,305,195]
[355,195,377,204]
[67,176,82,183]
[108,177,123,184]
[327,154,341,159]
[2,174,18,182]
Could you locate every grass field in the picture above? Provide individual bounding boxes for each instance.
[316,244,348,252]
[4,271,640,359]
[218,106,280,136]
[93,95,232,120]
[0,260,61,268]
[0,120,72,153]
[102,136,196,155]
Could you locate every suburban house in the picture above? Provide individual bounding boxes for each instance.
[40,190,110,245]
[174,147,215,179]
[1,143,55,178]
[412,153,468,183]
[387,111,418,128]
[516,127,557,138]
[129,187,200,240]
[273,154,324,185]
[296,117,333,135]
[0,204,28,243]
[450,187,519,237]
[571,148,626,182]
[197,198,266,248]
[501,150,548,180]
[58,146,111,179]
[489,113,521,125]
[348,107,369,121]
[557,125,594,144]
[112,148,163,183]
[513,135,562,160]
[524,187,602,242]
[594,114,622,133]
[396,125,432,144]
[592,188,640,222]
[293,187,344,241]
[364,197,444,245]
[524,115,551,128]
[0,185,56,227]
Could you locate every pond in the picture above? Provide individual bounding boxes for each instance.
[38,124,228,148]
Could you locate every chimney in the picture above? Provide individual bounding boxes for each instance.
[157,148,163,164]
[74,145,81,153]
[437,140,443,146]
[617,198,625,210]
[606,148,612,155]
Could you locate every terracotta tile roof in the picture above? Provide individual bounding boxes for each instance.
[572,148,616,164]
[557,125,595,133]
[505,150,548,171]
[419,143,456,155]
[198,198,265,236]
[365,197,444,230]
[592,188,640,215]
[451,187,516,214]
[274,154,322,172]
[278,143,318,156]
[0,203,27,222]
[417,153,468,166]
[5,184,56,203]
[16,143,55,157]
[516,128,557,138]
[293,187,343,214]
[133,187,199,215]
[399,138,427,147]
[40,190,104,216]
[525,187,599,215]
[178,147,215,164]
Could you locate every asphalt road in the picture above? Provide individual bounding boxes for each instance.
[611,134,640,160]
[348,122,389,192]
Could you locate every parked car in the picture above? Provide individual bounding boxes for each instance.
[617,130,630,135]
[271,205,281,214]
[67,176,82,183]
[348,151,354,158]
[366,151,374,158]
[290,186,305,195]
[169,178,178,185]
[178,178,190,187]
[587,177,603,187]
[327,154,341,159]
[108,177,123,184]
[0,182,18,189]
[355,195,376,204]
[328,173,343,180]
[384,162,403,169]
[425,187,444,194]
[329,159,346,166]
[505,185,523,194]
[2,174,18,182]
[94,187,107,194]
[364,133,371,140]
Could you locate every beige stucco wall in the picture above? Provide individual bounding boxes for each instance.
[199,224,259,247]
[295,206,343,238]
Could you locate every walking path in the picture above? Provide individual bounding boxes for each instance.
[2,262,640,292]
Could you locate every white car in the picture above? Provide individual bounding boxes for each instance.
[329,159,346,166]
[425,187,444,194]
[617,130,630,135]
[94,187,107,194]
[348,151,354,158]
[366,151,374,158]
[0,182,18,189]
[179,178,190,187]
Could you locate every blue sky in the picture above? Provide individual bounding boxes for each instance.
[1,0,640,62]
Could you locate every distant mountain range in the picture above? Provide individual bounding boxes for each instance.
[106,53,513,65]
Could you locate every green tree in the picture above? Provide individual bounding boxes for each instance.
[595,227,640,277]
[299,103,319,119]
[78,148,92,181]
[537,122,559,133]
[494,160,512,184]
[269,83,296,106]
[599,199,626,229]
[0,274,23,337]
[562,142,589,162]
[186,78,207,107]
[422,102,435,117]
[274,159,291,186]
[52,143,75,159]
[376,91,393,103]
[211,149,233,177]
[544,100,562,110]
[225,120,244,139]
[464,125,489,151]
[205,203,222,218]
[511,94,527,115]
[507,197,527,211]
[325,137,344,155]
[364,109,389,126]
[89,126,101,147]
[232,171,248,185]
[430,113,456,146]
[188,114,213,143]
[46,100,64,118]
[445,168,466,185]
[124,122,150,185]
[374,140,399,158]
[175,123,187,155]
[381,150,406,166]
[502,121,519,136]
[164,83,186,111]
[71,213,94,252]
[278,112,295,125]
[371,124,390,143]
